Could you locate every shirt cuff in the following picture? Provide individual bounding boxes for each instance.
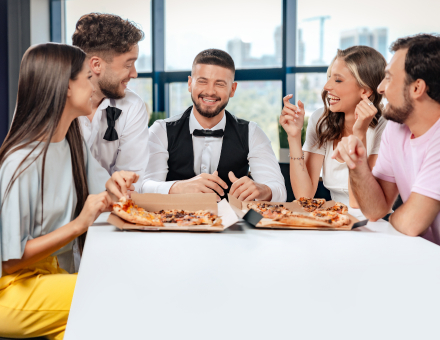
[263,182,287,202]
[141,180,176,194]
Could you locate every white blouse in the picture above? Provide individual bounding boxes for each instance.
[0,138,110,276]
[302,108,387,218]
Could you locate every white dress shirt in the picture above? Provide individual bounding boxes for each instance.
[79,89,149,191]
[141,109,287,202]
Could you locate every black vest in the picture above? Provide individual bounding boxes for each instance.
[166,106,250,196]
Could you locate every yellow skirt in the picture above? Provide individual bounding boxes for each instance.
[0,256,77,340]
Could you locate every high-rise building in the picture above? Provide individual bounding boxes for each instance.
[340,27,388,56]
[227,38,252,68]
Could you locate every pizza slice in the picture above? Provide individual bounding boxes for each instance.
[112,197,164,226]
[309,210,351,227]
[154,209,222,226]
[323,202,348,215]
[247,202,290,219]
[295,197,326,212]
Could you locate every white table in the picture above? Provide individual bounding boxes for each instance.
[65,220,440,340]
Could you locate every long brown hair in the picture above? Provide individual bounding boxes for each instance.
[0,43,89,251]
[316,46,387,148]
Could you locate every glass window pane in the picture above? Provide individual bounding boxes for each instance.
[127,78,153,117]
[65,0,152,72]
[294,73,327,117]
[165,0,282,71]
[297,0,440,65]
[169,81,282,159]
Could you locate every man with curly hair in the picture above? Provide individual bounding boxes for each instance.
[72,13,149,191]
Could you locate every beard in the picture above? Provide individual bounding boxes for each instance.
[382,85,414,124]
[98,73,126,100]
[191,93,229,118]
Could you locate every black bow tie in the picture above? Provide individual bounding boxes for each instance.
[103,106,122,141]
[193,129,224,138]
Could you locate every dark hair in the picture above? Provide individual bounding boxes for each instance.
[316,46,387,148]
[0,43,89,252]
[192,49,235,75]
[390,34,440,104]
[72,13,144,60]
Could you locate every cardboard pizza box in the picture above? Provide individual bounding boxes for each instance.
[107,193,239,232]
[228,195,360,231]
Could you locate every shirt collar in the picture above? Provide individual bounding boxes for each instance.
[189,108,227,134]
[97,97,112,112]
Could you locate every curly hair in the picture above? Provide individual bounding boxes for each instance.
[390,34,440,104]
[315,46,387,148]
[72,13,144,60]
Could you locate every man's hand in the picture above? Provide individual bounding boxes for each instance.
[331,135,368,170]
[353,94,378,139]
[169,171,228,200]
[228,172,272,201]
[106,171,139,199]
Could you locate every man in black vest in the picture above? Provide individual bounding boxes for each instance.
[141,49,286,202]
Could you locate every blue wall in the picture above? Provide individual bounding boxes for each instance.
[0,0,9,145]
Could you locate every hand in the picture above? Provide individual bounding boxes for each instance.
[279,95,305,139]
[169,171,228,200]
[228,172,272,201]
[106,171,139,199]
[76,192,113,232]
[353,94,377,138]
[331,135,368,170]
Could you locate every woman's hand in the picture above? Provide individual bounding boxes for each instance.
[76,192,113,232]
[353,94,377,138]
[279,95,305,139]
[105,171,140,199]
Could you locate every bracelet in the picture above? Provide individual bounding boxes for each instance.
[289,152,304,160]
[289,152,305,171]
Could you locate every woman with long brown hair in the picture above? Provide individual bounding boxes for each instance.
[280,46,387,217]
[0,43,138,339]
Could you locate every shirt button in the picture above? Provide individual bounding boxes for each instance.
[205,143,209,147]
[202,166,206,170]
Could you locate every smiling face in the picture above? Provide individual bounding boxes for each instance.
[323,58,366,113]
[378,49,414,124]
[67,60,95,116]
[188,64,237,118]
[98,44,139,99]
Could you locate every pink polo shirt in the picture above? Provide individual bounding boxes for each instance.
[372,117,440,245]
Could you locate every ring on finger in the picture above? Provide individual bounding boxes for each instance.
[368,102,374,106]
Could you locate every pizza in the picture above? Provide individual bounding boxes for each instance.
[113,197,164,226]
[248,200,350,228]
[309,210,351,227]
[112,198,222,227]
[322,202,348,215]
[295,197,326,212]
[154,209,222,226]
[247,203,290,219]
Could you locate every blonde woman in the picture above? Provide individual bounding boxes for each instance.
[280,46,387,217]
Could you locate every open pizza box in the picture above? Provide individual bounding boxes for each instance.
[228,195,360,231]
[107,193,239,232]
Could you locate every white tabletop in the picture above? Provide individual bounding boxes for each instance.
[65,220,440,340]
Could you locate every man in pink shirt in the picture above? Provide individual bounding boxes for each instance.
[332,34,440,244]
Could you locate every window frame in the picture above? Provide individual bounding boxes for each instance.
[52,0,328,115]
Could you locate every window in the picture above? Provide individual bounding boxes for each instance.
[295,73,327,117]
[297,0,440,65]
[128,78,153,115]
[65,0,152,72]
[165,0,282,71]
